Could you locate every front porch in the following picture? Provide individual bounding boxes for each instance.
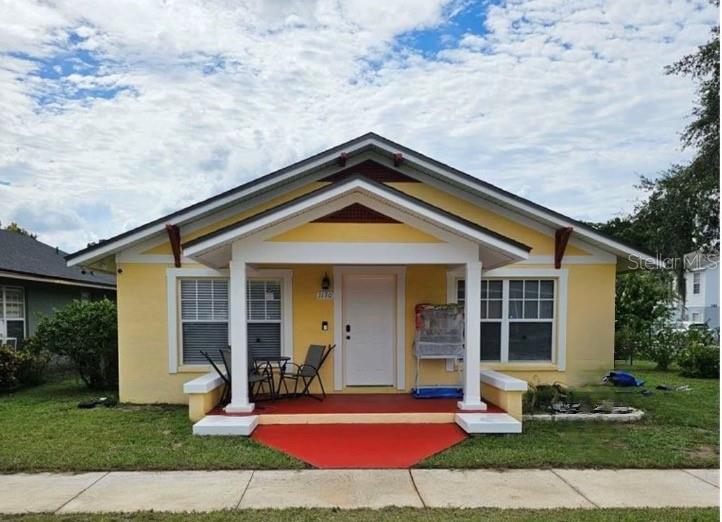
[187,371,526,437]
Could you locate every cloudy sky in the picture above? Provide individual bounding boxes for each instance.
[0,0,717,252]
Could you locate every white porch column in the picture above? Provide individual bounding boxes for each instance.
[225,259,254,413]
[458,260,486,410]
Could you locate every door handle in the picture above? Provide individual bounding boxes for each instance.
[345,324,350,340]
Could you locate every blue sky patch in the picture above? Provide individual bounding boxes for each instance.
[8,28,135,109]
[397,0,498,57]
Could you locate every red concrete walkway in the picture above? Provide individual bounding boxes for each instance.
[251,423,468,468]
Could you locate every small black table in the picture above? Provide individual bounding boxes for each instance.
[252,356,291,398]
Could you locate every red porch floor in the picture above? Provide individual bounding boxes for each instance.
[210,393,501,415]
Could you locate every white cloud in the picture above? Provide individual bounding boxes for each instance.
[0,0,716,251]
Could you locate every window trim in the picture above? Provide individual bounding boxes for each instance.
[446,267,568,370]
[166,267,293,373]
[692,272,701,295]
[0,285,26,346]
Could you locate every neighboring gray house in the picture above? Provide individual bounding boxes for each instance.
[680,250,720,331]
[0,230,115,346]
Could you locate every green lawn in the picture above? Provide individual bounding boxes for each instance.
[0,363,718,471]
[0,508,719,522]
[0,379,301,472]
[423,363,719,468]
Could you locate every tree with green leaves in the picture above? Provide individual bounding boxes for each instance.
[614,271,676,364]
[0,221,36,239]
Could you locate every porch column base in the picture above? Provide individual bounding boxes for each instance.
[457,400,487,411]
[224,402,255,414]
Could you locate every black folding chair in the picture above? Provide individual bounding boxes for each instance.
[282,344,335,400]
[200,350,231,404]
[219,348,274,402]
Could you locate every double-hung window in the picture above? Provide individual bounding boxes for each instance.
[180,279,229,365]
[178,277,285,366]
[457,278,556,363]
[0,286,25,347]
[692,272,701,294]
[246,279,282,359]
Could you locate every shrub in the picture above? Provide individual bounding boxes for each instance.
[643,327,686,370]
[16,336,52,386]
[0,344,29,389]
[677,328,720,378]
[35,299,118,389]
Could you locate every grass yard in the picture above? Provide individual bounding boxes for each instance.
[0,508,719,522]
[423,363,719,468]
[0,362,718,471]
[0,380,301,472]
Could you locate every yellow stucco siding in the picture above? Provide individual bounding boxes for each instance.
[116,260,614,404]
[116,262,207,404]
[270,223,443,243]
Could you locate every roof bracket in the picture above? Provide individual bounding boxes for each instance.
[554,227,573,269]
[393,152,404,167]
[338,152,348,167]
[165,224,182,268]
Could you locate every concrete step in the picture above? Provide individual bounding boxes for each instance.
[259,412,455,425]
[455,412,522,434]
[193,415,259,436]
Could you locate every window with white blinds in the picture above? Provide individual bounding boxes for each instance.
[247,280,282,360]
[180,279,229,365]
[179,278,284,365]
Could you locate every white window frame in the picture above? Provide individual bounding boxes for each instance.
[692,272,701,294]
[166,267,293,373]
[447,267,568,370]
[178,277,230,366]
[0,285,26,346]
[247,268,293,363]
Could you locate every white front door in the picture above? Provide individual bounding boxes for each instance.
[343,273,396,386]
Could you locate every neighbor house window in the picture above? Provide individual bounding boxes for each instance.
[0,286,26,347]
[692,272,701,294]
[179,277,285,366]
[457,278,556,363]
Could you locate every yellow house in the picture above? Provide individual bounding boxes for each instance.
[66,133,657,435]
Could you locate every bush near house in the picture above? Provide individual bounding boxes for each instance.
[0,340,51,390]
[677,328,720,378]
[642,327,687,371]
[35,298,118,390]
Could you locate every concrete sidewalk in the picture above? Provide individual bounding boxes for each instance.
[0,469,718,514]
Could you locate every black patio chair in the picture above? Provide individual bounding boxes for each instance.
[200,350,231,404]
[219,348,274,402]
[282,344,335,400]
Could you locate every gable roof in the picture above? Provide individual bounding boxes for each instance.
[183,175,531,254]
[0,230,115,288]
[66,132,659,267]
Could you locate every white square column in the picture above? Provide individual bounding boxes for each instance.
[225,258,254,413]
[458,260,486,411]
